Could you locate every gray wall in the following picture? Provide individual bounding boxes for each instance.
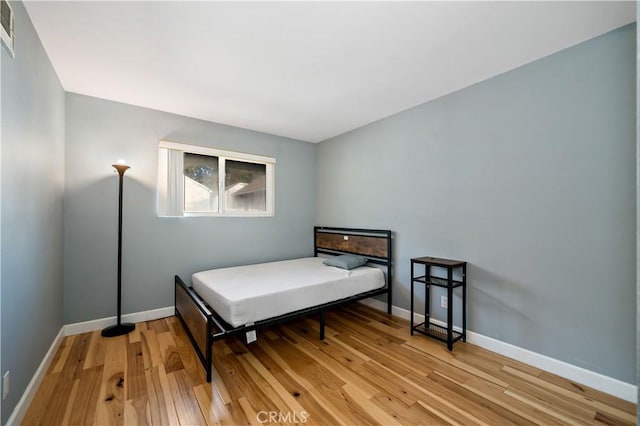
[317,24,636,383]
[64,94,316,324]
[0,2,65,423]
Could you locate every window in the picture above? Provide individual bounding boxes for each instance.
[158,141,275,217]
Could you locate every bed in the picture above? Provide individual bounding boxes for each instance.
[174,226,393,382]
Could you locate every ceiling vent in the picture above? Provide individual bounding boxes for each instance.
[1,0,14,57]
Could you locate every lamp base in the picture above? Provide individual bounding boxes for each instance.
[101,323,135,337]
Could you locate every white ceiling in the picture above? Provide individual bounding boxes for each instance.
[25,1,636,143]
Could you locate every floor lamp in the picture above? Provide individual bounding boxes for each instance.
[102,160,136,337]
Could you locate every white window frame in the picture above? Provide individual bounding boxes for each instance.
[158,140,275,217]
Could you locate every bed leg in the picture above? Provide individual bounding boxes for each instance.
[206,347,212,383]
[319,311,325,340]
[206,321,213,383]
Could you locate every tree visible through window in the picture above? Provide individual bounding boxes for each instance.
[184,153,219,212]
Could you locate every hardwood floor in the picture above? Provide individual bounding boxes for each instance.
[23,303,636,425]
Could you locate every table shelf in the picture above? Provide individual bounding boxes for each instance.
[413,321,464,344]
[410,256,467,350]
[412,275,464,288]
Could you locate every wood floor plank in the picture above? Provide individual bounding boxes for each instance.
[421,368,541,425]
[320,333,372,362]
[51,335,76,374]
[169,317,208,387]
[460,376,569,426]
[23,304,636,426]
[61,379,80,425]
[351,360,424,406]
[372,392,443,426]
[356,314,414,340]
[125,340,148,425]
[502,374,598,422]
[148,318,170,334]
[400,342,477,384]
[216,348,282,415]
[281,387,340,426]
[451,351,547,392]
[337,334,414,376]
[415,399,466,426]
[411,383,491,426]
[455,343,543,377]
[128,323,141,344]
[502,365,636,424]
[167,369,207,425]
[67,365,103,426]
[40,333,93,425]
[348,334,434,376]
[407,403,451,426]
[157,331,184,374]
[350,303,405,328]
[84,330,106,370]
[140,329,162,369]
[145,365,179,426]
[261,385,307,425]
[22,372,61,425]
[341,383,403,426]
[232,353,293,418]
[94,335,127,426]
[504,388,586,426]
[210,359,233,405]
[241,351,307,415]
[403,333,458,363]
[126,341,146,398]
[407,374,504,425]
[326,310,406,345]
[307,383,380,425]
[281,324,381,399]
[263,333,346,390]
[236,396,262,426]
[193,383,230,426]
[224,400,254,426]
[537,371,636,414]
[245,339,316,392]
[239,339,340,425]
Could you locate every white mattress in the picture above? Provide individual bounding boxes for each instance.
[192,257,384,327]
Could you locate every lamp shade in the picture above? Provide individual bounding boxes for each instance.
[113,160,130,176]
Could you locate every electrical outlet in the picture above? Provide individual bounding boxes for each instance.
[3,371,9,400]
[441,296,448,309]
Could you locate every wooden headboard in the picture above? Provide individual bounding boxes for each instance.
[314,226,393,312]
[314,227,391,261]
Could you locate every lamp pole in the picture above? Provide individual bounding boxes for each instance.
[102,162,136,337]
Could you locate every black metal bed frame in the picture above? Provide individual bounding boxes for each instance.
[174,226,393,382]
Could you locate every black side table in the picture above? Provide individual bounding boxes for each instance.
[410,256,467,350]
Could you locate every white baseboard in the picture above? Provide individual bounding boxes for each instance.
[6,327,65,426]
[64,306,174,336]
[359,298,637,403]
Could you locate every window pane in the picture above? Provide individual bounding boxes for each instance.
[225,160,266,212]
[184,153,219,212]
